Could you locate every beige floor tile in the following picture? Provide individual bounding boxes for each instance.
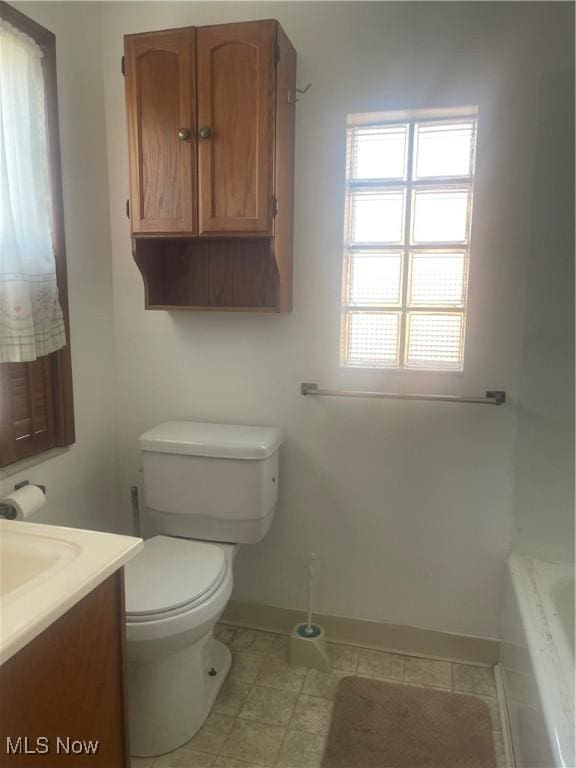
[477,694,502,731]
[215,625,236,645]
[213,757,271,768]
[356,649,404,681]
[229,652,266,684]
[403,656,452,689]
[301,669,347,700]
[153,749,216,767]
[290,695,333,735]
[276,730,326,768]
[492,730,506,768]
[239,684,298,726]
[185,713,235,755]
[230,629,276,656]
[269,634,289,660]
[220,720,286,766]
[326,643,359,672]
[255,657,308,693]
[132,759,155,768]
[452,663,497,697]
[213,678,252,717]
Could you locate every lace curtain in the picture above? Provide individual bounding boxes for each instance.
[0,18,66,362]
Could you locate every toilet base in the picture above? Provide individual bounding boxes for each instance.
[129,635,231,757]
[204,639,232,716]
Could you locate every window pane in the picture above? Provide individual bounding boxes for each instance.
[413,121,475,179]
[409,251,466,306]
[406,313,464,369]
[346,312,400,366]
[412,189,469,243]
[348,252,402,306]
[350,124,408,180]
[351,190,405,244]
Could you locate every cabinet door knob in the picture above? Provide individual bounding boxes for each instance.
[178,127,191,141]
[198,126,212,140]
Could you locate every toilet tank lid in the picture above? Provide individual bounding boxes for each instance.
[139,421,284,460]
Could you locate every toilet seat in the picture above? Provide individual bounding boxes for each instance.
[125,536,227,622]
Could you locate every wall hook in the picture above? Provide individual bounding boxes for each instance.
[287,83,312,105]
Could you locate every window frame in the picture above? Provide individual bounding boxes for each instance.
[0,1,75,468]
[340,107,477,372]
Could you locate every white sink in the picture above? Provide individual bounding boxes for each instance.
[0,519,142,665]
[1,528,80,598]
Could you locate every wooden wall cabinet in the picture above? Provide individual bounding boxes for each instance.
[124,20,296,312]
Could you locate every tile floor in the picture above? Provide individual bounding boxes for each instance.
[131,624,506,768]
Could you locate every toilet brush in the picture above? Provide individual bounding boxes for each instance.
[288,552,331,672]
[304,553,317,636]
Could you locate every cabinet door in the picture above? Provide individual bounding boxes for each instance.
[0,573,129,767]
[197,21,276,235]
[125,29,196,234]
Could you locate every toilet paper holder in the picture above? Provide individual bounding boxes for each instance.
[0,480,46,519]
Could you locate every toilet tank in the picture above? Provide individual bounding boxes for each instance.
[138,421,284,544]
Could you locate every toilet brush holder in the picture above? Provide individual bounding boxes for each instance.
[289,622,331,672]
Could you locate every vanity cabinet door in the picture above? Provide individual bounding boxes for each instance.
[196,21,276,236]
[125,28,196,234]
[0,572,129,767]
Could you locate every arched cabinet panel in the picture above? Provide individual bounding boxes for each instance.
[197,23,275,234]
[125,29,196,233]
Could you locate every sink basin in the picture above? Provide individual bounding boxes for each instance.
[0,519,142,665]
[1,528,80,599]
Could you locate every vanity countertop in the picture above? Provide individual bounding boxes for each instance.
[0,519,143,665]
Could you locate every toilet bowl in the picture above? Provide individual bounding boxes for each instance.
[125,536,235,757]
[125,421,283,758]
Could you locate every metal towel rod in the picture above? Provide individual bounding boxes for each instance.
[300,383,506,406]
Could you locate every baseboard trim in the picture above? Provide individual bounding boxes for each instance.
[222,600,499,665]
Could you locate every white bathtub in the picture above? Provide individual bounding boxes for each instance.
[500,556,574,768]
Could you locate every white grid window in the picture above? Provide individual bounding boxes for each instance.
[341,108,477,370]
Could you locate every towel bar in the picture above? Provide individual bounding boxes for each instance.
[300,383,506,406]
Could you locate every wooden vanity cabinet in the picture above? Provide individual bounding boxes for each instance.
[124,20,296,312]
[0,572,130,767]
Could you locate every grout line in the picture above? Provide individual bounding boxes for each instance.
[275,690,300,764]
[400,654,407,683]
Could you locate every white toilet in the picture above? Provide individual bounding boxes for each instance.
[124,421,284,758]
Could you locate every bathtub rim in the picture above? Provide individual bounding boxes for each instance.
[508,555,574,768]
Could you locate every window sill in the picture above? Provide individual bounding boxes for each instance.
[0,447,70,480]
[338,364,465,375]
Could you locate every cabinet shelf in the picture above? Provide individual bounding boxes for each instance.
[133,237,287,311]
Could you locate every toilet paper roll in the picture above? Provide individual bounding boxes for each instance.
[0,484,46,520]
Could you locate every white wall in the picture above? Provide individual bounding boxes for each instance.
[2,2,570,641]
[511,70,574,564]
[100,1,573,640]
[0,3,119,532]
